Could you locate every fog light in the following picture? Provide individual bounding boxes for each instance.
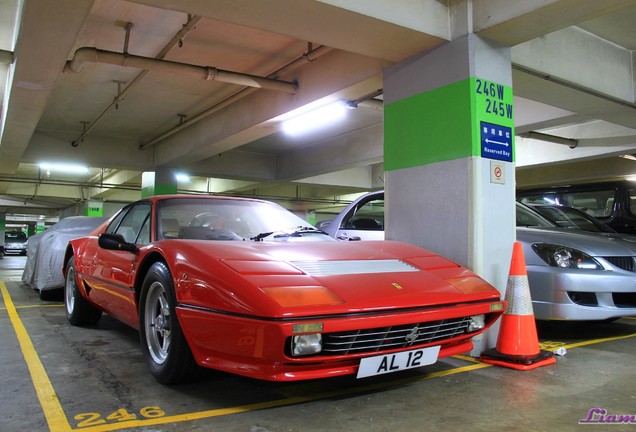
[292,334,322,356]
[468,314,486,332]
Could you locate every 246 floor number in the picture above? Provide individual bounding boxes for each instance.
[75,406,166,428]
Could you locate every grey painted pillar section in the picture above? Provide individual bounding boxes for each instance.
[383,34,516,355]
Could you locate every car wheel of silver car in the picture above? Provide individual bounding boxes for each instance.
[139,261,196,384]
[65,256,102,326]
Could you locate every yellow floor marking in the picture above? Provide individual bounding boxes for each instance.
[559,332,636,350]
[452,354,482,363]
[0,282,72,432]
[0,303,65,311]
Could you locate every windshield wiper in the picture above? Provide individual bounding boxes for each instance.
[250,226,326,241]
[274,226,326,237]
[251,231,274,241]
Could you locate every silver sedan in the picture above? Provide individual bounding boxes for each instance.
[517,202,636,321]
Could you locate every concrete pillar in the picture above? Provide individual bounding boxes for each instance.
[0,212,5,258]
[384,34,515,354]
[141,169,178,198]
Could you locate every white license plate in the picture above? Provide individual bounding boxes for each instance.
[356,346,441,378]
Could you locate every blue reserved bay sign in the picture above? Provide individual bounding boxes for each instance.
[481,121,512,162]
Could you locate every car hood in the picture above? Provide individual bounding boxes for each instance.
[165,239,501,317]
[516,226,636,257]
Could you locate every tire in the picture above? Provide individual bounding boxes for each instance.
[139,261,196,384]
[65,256,102,326]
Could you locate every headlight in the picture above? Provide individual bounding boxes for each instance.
[291,334,322,356]
[532,243,602,269]
[468,314,485,332]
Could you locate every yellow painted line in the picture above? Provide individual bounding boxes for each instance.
[559,332,636,350]
[452,354,482,363]
[0,304,65,311]
[0,282,73,432]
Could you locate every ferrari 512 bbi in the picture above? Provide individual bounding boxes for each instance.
[64,195,504,384]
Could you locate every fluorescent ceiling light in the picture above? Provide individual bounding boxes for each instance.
[175,173,190,182]
[281,101,347,136]
[39,162,89,174]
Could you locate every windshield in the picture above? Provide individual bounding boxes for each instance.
[516,203,557,228]
[532,205,614,233]
[5,231,27,242]
[157,197,332,242]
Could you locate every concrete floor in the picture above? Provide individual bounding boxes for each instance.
[2,254,636,432]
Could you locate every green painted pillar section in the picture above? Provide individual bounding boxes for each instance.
[385,77,514,169]
[384,34,516,355]
[306,210,317,226]
[141,169,178,198]
[36,220,45,234]
[86,200,104,217]
[27,224,36,236]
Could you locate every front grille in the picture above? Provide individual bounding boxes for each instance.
[604,256,635,272]
[613,293,636,308]
[321,317,471,355]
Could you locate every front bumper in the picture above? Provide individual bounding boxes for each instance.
[4,243,27,255]
[527,265,636,320]
[177,299,504,381]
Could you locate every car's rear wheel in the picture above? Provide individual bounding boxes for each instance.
[139,261,196,384]
[65,256,102,325]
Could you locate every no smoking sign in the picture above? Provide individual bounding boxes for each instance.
[490,160,505,185]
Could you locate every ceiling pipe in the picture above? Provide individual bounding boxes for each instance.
[69,15,203,147]
[65,47,298,94]
[519,130,578,148]
[139,44,333,150]
[513,63,636,110]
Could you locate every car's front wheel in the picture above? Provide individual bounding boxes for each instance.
[139,261,197,384]
[65,256,102,325]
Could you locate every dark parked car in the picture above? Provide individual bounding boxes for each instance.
[4,230,28,255]
[517,181,636,234]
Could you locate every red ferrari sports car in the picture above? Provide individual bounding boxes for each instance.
[64,195,504,384]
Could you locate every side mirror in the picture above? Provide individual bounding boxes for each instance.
[98,232,138,253]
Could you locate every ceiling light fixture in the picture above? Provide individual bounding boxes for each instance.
[175,173,190,182]
[38,163,89,174]
[281,101,347,136]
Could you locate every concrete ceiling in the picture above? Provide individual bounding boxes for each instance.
[1,0,636,220]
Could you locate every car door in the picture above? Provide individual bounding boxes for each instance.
[333,192,385,241]
[90,202,151,327]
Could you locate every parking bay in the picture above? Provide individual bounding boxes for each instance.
[2,269,636,431]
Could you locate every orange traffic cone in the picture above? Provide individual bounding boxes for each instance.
[480,242,556,370]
